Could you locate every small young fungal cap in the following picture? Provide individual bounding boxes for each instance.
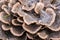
[11,2,22,13]
[12,19,22,26]
[0,12,11,24]
[37,31,48,39]
[34,2,44,14]
[2,5,11,15]
[1,24,11,31]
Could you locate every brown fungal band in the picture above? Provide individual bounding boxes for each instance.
[0,0,60,40]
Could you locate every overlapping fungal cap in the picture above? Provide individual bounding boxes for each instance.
[12,2,38,25]
[23,14,38,25]
[47,9,60,31]
[34,2,44,14]
[47,31,60,40]
[37,30,48,39]
[12,19,22,26]
[10,26,25,36]
[22,23,42,34]
[2,24,25,37]
[0,12,11,24]
[1,24,11,31]
[0,27,7,40]
[19,0,38,11]
[2,4,11,15]
[0,0,60,40]
[38,8,56,26]
[11,2,22,13]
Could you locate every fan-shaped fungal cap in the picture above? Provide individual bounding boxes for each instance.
[2,5,11,15]
[23,14,38,25]
[0,12,11,24]
[11,2,22,13]
[37,30,48,39]
[22,23,42,34]
[34,2,44,14]
[47,10,60,31]
[46,8,55,14]
[10,27,25,36]
[38,8,56,26]
[47,31,60,40]
[17,10,27,17]
[2,24,11,31]
[19,0,37,11]
[17,17,23,23]
[12,19,22,26]
[17,10,38,25]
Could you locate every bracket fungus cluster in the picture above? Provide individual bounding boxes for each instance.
[0,0,60,40]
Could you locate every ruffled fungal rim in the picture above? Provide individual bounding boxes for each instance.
[23,14,38,25]
[46,8,60,31]
[1,23,25,37]
[19,0,37,11]
[11,2,22,13]
[22,23,42,34]
[47,31,60,40]
[22,4,35,11]
[17,17,23,23]
[37,30,48,39]
[2,4,11,15]
[0,0,60,40]
[10,27,25,36]
[12,19,22,26]
[0,12,11,24]
[34,2,44,14]
[1,24,11,31]
[38,8,56,27]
